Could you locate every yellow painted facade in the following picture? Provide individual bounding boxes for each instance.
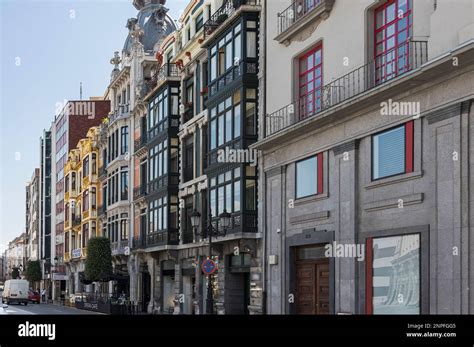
[64,127,101,263]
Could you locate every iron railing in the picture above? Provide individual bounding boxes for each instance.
[204,0,261,39]
[278,0,323,36]
[266,40,428,137]
[133,185,147,200]
[147,63,179,92]
[134,134,148,154]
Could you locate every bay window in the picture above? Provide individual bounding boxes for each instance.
[372,121,414,180]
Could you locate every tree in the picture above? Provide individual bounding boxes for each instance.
[11,267,20,279]
[85,237,112,282]
[25,260,42,289]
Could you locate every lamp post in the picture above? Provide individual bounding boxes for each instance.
[190,209,231,314]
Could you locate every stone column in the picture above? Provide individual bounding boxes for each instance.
[331,141,358,314]
[248,241,264,314]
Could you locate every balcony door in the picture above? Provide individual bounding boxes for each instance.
[374,0,412,83]
[298,44,323,120]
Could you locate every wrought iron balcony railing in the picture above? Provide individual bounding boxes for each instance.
[133,185,147,200]
[134,134,147,154]
[147,63,179,92]
[278,0,325,36]
[204,0,261,40]
[266,40,428,137]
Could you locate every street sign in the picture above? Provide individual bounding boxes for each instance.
[201,258,217,276]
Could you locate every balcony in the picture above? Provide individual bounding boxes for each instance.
[146,230,179,248]
[203,0,261,40]
[98,165,107,179]
[109,104,130,126]
[111,240,129,256]
[146,63,180,94]
[265,40,428,137]
[276,0,335,45]
[208,61,258,98]
[132,236,146,250]
[134,134,147,155]
[133,185,147,200]
[72,215,82,228]
[183,106,193,124]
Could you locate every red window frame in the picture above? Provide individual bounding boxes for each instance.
[298,43,323,120]
[295,152,324,199]
[371,120,414,180]
[374,0,412,83]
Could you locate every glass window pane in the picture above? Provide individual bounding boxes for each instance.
[234,105,241,138]
[234,181,241,212]
[225,110,232,142]
[246,32,257,58]
[373,125,405,179]
[296,157,317,198]
[372,234,420,314]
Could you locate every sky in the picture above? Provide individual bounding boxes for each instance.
[0,0,187,253]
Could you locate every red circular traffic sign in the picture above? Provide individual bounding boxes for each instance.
[201,258,217,275]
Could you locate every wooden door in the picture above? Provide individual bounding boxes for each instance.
[295,260,330,314]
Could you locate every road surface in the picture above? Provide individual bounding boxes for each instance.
[0,303,103,315]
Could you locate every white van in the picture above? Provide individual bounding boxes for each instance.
[2,279,29,305]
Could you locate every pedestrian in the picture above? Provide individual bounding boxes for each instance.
[41,288,46,303]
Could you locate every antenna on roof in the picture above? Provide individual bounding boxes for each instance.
[80,82,83,100]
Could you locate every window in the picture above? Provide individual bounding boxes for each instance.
[65,203,69,222]
[91,187,96,209]
[209,23,243,82]
[82,222,89,248]
[195,12,204,32]
[366,234,420,314]
[71,172,76,190]
[209,91,241,151]
[372,121,413,180]
[91,221,96,238]
[148,88,169,137]
[296,153,323,199]
[120,213,128,240]
[83,189,89,212]
[91,153,97,174]
[148,197,168,234]
[120,168,129,201]
[374,0,412,83]
[83,156,89,179]
[299,44,323,118]
[209,167,242,218]
[121,126,129,155]
[65,174,69,193]
[148,139,168,183]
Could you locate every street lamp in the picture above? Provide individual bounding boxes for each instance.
[190,209,231,314]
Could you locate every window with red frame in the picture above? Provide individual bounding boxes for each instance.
[374,0,412,83]
[295,153,324,199]
[372,120,414,180]
[298,44,323,120]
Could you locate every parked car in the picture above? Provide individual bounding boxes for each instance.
[2,279,29,305]
[28,290,41,304]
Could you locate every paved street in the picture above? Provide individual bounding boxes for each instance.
[0,303,102,315]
